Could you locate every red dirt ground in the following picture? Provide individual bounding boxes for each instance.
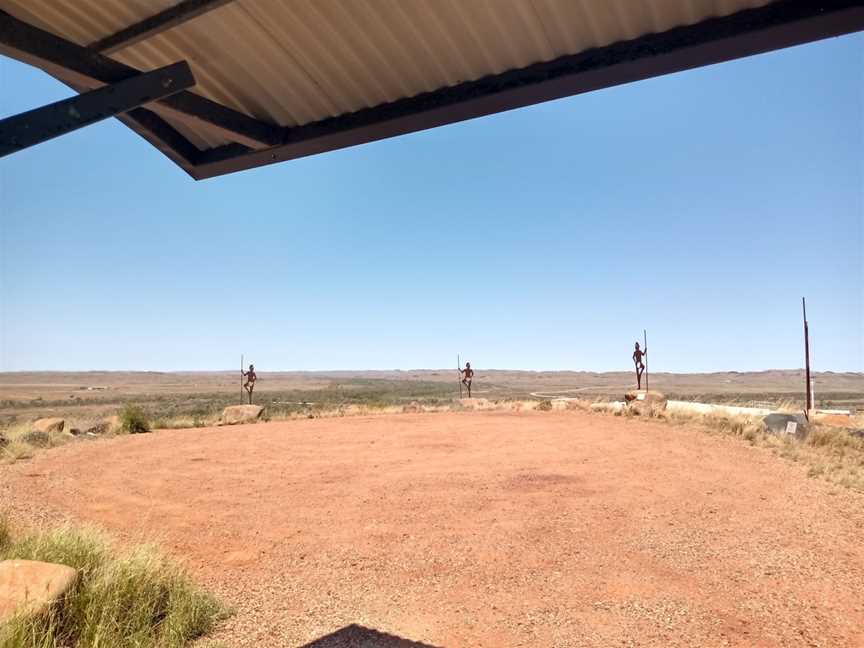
[3,411,864,647]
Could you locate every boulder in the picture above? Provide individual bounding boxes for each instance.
[0,560,78,623]
[763,413,809,440]
[220,404,265,425]
[624,390,667,416]
[31,418,64,434]
[85,415,121,436]
[624,390,667,406]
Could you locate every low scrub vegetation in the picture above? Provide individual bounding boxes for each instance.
[118,404,150,434]
[0,519,227,648]
[592,399,864,492]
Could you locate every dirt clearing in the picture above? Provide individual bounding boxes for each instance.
[3,411,863,647]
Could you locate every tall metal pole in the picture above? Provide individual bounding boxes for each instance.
[802,298,812,416]
[643,329,648,392]
[458,354,463,399]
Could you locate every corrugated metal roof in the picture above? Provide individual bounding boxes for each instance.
[1,0,857,177]
[4,0,771,133]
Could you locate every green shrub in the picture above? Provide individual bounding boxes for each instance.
[118,405,150,434]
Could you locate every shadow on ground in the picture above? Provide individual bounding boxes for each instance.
[298,624,441,648]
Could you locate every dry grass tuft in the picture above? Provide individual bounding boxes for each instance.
[0,519,227,648]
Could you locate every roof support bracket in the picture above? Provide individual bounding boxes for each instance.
[0,61,195,158]
[0,10,282,149]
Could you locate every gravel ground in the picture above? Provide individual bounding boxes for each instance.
[2,410,863,647]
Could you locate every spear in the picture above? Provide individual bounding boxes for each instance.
[458,354,463,399]
[240,353,244,404]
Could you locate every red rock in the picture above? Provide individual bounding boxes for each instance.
[0,560,77,623]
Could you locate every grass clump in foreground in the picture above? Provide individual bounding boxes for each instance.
[0,518,227,648]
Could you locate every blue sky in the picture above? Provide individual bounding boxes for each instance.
[0,34,861,373]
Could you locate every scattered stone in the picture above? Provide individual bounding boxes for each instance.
[0,560,78,623]
[19,430,50,448]
[31,418,64,434]
[763,413,809,440]
[220,405,265,426]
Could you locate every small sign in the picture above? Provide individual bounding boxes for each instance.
[785,421,798,436]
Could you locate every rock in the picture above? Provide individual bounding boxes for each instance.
[220,405,265,425]
[31,418,64,434]
[85,415,121,436]
[624,390,667,406]
[763,413,809,440]
[85,422,109,435]
[20,430,50,447]
[624,390,667,416]
[0,560,78,623]
[68,428,81,436]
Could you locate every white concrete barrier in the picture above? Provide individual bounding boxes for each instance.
[665,401,773,418]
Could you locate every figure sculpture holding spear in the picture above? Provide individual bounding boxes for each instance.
[633,339,647,390]
[242,362,257,404]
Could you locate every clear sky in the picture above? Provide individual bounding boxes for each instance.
[0,33,861,373]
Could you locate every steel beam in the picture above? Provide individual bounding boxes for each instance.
[194,0,864,179]
[58,77,204,177]
[0,9,281,149]
[90,0,237,54]
[0,61,195,158]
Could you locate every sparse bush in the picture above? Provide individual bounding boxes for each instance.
[1,441,35,463]
[118,404,150,434]
[536,400,553,412]
[19,430,50,447]
[0,520,227,648]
